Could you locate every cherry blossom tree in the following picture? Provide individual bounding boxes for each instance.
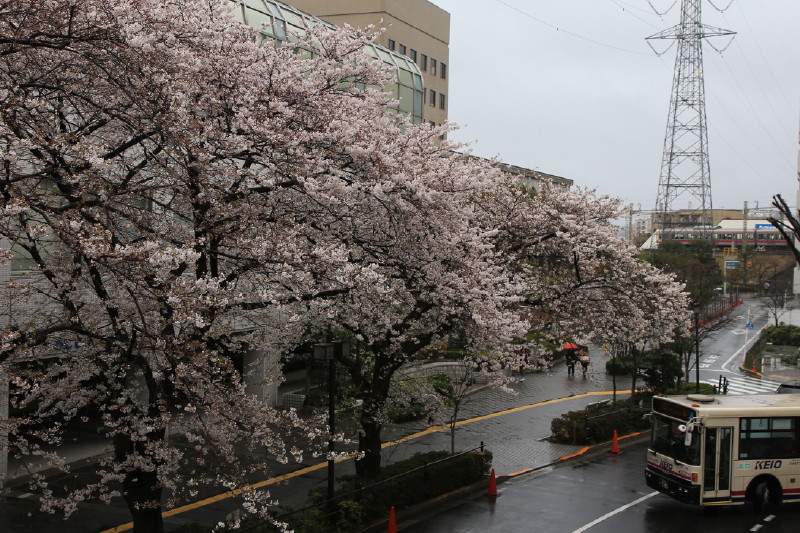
[483,182,691,348]
[328,178,691,476]
[0,2,692,530]
[0,0,522,529]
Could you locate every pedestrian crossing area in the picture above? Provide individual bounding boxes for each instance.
[701,375,784,395]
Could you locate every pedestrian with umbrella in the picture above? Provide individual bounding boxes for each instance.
[562,342,579,376]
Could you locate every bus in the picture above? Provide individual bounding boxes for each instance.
[645,393,800,511]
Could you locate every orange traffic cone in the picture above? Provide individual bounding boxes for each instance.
[609,430,622,454]
[486,468,501,497]
[387,506,397,533]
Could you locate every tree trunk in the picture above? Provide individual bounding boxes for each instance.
[114,432,166,533]
[629,348,638,404]
[355,418,383,478]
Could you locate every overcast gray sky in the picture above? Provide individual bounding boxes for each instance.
[429,0,799,214]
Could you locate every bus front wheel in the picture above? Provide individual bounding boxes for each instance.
[753,480,778,514]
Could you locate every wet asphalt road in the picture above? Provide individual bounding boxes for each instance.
[411,440,800,533]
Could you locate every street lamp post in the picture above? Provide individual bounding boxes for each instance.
[312,340,350,512]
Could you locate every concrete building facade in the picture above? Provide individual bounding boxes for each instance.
[287,0,450,127]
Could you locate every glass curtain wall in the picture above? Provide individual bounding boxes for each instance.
[230,0,424,124]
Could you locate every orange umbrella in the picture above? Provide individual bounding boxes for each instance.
[562,342,580,350]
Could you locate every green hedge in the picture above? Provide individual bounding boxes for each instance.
[173,451,491,533]
[550,402,650,445]
[665,382,716,395]
[764,325,800,346]
[287,450,492,532]
[347,450,491,520]
[605,357,634,375]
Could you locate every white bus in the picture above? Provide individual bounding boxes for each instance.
[645,393,800,511]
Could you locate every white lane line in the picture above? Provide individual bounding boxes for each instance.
[570,491,659,533]
[721,320,770,373]
[751,524,763,531]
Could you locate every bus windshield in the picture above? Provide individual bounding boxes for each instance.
[651,414,701,465]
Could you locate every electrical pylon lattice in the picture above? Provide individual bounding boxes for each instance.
[647,0,735,237]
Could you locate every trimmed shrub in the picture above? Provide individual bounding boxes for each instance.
[550,402,650,445]
[171,452,491,533]
[764,325,800,346]
[283,450,491,532]
[665,382,716,395]
[605,357,634,375]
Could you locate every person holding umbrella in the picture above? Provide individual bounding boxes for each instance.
[562,342,579,376]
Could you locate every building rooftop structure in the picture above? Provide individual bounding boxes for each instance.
[492,161,572,191]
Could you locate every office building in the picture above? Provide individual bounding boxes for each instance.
[287,0,450,127]
[231,0,426,123]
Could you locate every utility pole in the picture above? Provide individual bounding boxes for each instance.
[627,204,634,244]
[743,201,749,291]
[647,0,735,239]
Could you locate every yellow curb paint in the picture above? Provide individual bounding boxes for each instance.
[101,390,629,532]
[507,467,535,476]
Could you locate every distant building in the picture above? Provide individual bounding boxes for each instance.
[287,0,450,127]
[493,161,572,191]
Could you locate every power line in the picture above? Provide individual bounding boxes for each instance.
[704,52,796,166]
[608,0,663,30]
[493,0,651,56]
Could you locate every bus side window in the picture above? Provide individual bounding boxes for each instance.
[740,417,799,459]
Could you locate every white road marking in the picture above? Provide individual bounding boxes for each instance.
[570,491,659,533]
[702,376,783,395]
[750,524,763,531]
[721,319,770,373]
[763,515,775,522]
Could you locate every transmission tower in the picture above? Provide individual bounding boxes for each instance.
[647,0,735,238]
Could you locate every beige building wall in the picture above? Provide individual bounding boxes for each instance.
[288,0,450,127]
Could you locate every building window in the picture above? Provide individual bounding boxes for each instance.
[410,49,417,62]
[429,90,436,107]
[439,93,445,110]
[421,54,428,72]
[440,63,447,79]
[399,44,406,55]
[430,58,437,76]
[387,39,395,51]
